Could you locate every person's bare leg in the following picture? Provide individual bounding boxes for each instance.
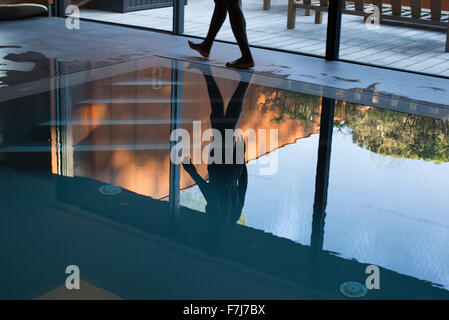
[225,0,254,69]
[188,0,227,58]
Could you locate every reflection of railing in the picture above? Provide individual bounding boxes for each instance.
[286,0,449,52]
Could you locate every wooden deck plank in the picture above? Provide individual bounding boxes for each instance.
[79,0,449,76]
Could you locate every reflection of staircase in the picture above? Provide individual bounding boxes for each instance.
[52,66,180,198]
[0,65,180,198]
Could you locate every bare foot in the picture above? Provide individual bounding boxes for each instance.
[188,40,210,59]
[226,57,255,69]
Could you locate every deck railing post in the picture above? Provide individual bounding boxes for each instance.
[354,0,364,12]
[263,0,271,10]
[410,0,421,18]
[305,0,312,16]
[430,0,442,21]
[287,0,297,29]
[391,0,402,16]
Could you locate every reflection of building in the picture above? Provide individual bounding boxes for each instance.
[51,64,321,199]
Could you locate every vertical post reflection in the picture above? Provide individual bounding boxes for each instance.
[168,60,183,235]
[311,97,335,252]
[308,97,335,288]
[53,61,74,177]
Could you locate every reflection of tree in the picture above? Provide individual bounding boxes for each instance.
[256,87,449,164]
[256,87,321,128]
[236,213,246,226]
[336,104,449,164]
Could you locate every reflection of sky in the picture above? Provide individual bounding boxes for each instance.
[240,128,449,290]
[243,136,318,246]
[325,130,449,290]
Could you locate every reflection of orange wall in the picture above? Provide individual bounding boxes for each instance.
[179,68,321,192]
[71,65,321,199]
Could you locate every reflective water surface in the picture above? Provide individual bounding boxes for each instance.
[1,56,448,299]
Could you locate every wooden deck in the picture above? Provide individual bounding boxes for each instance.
[79,0,449,76]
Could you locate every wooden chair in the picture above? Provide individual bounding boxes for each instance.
[287,0,449,52]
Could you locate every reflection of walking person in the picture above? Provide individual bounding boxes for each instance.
[187,0,255,69]
[183,63,252,224]
[183,63,253,253]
